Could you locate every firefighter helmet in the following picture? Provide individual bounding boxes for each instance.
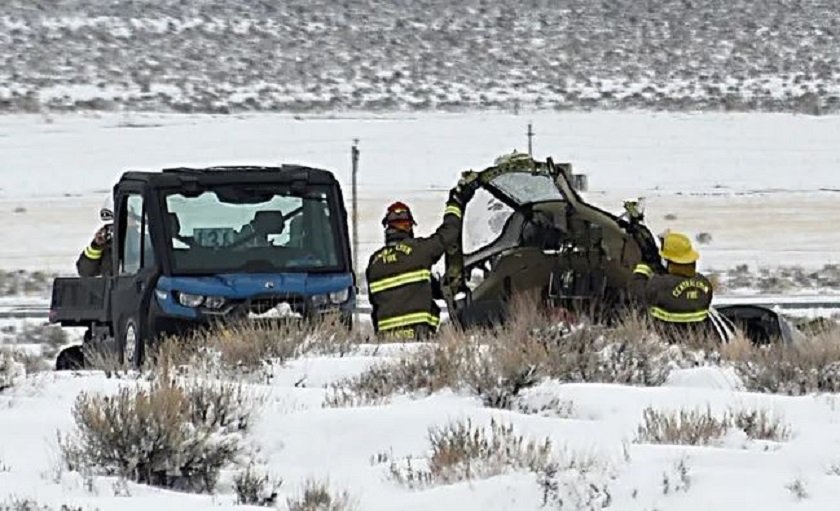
[382,201,416,232]
[659,232,699,264]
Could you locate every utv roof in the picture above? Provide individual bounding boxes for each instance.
[119,165,338,188]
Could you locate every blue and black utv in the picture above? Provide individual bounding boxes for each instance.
[50,165,355,369]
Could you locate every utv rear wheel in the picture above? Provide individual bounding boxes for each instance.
[55,345,86,371]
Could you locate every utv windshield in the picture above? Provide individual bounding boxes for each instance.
[488,171,564,205]
[164,184,343,274]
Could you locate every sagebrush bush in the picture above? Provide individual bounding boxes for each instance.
[327,308,689,409]
[389,418,553,488]
[389,418,611,509]
[636,406,791,445]
[233,464,282,507]
[661,458,692,495]
[728,408,791,441]
[286,480,355,511]
[13,323,68,360]
[59,377,256,492]
[725,330,840,395]
[151,318,354,378]
[536,313,691,386]
[0,498,86,511]
[636,407,729,446]
[0,349,26,392]
[325,330,478,407]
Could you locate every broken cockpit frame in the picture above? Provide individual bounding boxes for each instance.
[442,153,663,328]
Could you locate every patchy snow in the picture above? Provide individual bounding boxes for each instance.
[2,2,839,114]
[2,353,840,509]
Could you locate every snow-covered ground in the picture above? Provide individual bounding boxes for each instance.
[3,349,840,510]
[1,111,839,274]
[1,111,839,509]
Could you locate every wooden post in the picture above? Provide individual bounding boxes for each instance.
[527,123,534,157]
[351,139,360,324]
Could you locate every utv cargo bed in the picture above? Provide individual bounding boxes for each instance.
[49,277,110,325]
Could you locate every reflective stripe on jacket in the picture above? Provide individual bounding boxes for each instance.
[369,269,432,294]
[366,201,462,334]
[77,244,112,277]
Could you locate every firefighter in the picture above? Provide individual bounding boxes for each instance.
[631,231,713,342]
[366,175,478,340]
[76,201,114,277]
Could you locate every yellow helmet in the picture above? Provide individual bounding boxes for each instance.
[659,232,699,264]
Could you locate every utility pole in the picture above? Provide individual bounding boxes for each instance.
[527,122,534,157]
[351,139,360,324]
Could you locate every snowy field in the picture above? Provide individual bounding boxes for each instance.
[1,111,840,274]
[1,111,840,510]
[3,347,840,510]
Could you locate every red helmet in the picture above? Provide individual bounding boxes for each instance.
[382,201,416,232]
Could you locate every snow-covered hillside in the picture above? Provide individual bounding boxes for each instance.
[1,0,839,114]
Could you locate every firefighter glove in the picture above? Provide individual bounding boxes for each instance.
[92,225,112,249]
[450,171,480,205]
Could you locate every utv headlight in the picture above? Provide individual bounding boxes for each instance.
[204,296,227,310]
[329,288,350,304]
[311,294,329,307]
[177,292,205,308]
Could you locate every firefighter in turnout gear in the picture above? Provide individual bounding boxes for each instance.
[367,175,479,340]
[76,201,114,277]
[631,231,714,342]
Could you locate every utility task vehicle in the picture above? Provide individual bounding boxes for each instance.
[441,154,803,345]
[51,165,355,369]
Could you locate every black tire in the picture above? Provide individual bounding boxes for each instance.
[55,345,86,371]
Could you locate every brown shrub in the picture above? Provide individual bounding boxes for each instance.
[388,418,612,508]
[636,407,729,446]
[636,406,791,445]
[724,330,840,394]
[389,418,553,488]
[728,408,791,441]
[149,317,355,379]
[0,499,88,511]
[286,480,355,511]
[540,313,686,385]
[327,309,687,409]
[59,377,256,492]
[233,464,282,507]
[325,328,477,407]
[0,349,26,392]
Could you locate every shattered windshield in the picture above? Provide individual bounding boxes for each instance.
[164,184,343,273]
[490,172,565,204]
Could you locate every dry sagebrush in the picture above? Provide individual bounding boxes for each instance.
[387,418,612,509]
[143,317,356,379]
[0,498,88,511]
[389,418,553,488]
[59,376,258,493]
[327,308,692,409]
[723,327,840,395]
[636,406,791,445]
[286,480,355,511]
[0,349,26,392]
[233,464,282,507]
